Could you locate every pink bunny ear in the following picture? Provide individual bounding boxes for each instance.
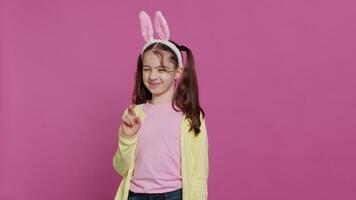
[154,11,170,40]
[139,11,154,42]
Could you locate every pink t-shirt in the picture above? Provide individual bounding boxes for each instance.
[129,101,184,193]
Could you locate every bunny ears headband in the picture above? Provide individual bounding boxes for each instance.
[139,10,183,67]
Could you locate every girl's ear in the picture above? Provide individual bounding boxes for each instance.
[175,66,184,80]
[154,11,170,41]
[139,11,154,42]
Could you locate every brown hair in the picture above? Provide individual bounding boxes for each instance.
[131,40,205,136]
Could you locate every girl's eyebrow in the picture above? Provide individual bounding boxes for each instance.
[143,65,164,68]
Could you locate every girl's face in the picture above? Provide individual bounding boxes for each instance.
[142,50,182,97]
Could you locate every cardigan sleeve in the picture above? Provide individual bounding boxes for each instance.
[112,108,138,177]
[191,112,209,200]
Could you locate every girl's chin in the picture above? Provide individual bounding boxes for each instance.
[147,86,166,95]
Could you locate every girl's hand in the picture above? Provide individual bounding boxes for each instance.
[121,104,141,137]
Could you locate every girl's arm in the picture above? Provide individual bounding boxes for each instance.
[112,108,138,177]
[191,112,209,200]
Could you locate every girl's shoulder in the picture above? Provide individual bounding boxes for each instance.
[121,103,144,117]
[133,103,145,108]
[134,103,144,111]
[133,103,145,114]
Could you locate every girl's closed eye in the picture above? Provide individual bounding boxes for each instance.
[143,67,170,73]
[158,68,168,72]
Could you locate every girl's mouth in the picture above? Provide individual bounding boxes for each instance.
[149,83,161,88]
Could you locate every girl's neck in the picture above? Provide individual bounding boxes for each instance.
[148,98,173,105]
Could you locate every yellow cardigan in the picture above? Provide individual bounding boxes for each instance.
[113,103,209,200]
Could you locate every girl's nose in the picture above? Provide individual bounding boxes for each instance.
[149,70,159,80]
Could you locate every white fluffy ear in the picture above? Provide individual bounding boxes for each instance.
[139,11,154,42]
[154,11,170,40]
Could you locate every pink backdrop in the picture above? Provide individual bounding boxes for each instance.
[1,0,356,199]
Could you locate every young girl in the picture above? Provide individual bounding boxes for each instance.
[113,10,209,200]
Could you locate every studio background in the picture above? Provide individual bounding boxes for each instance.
[1,0,356,199]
